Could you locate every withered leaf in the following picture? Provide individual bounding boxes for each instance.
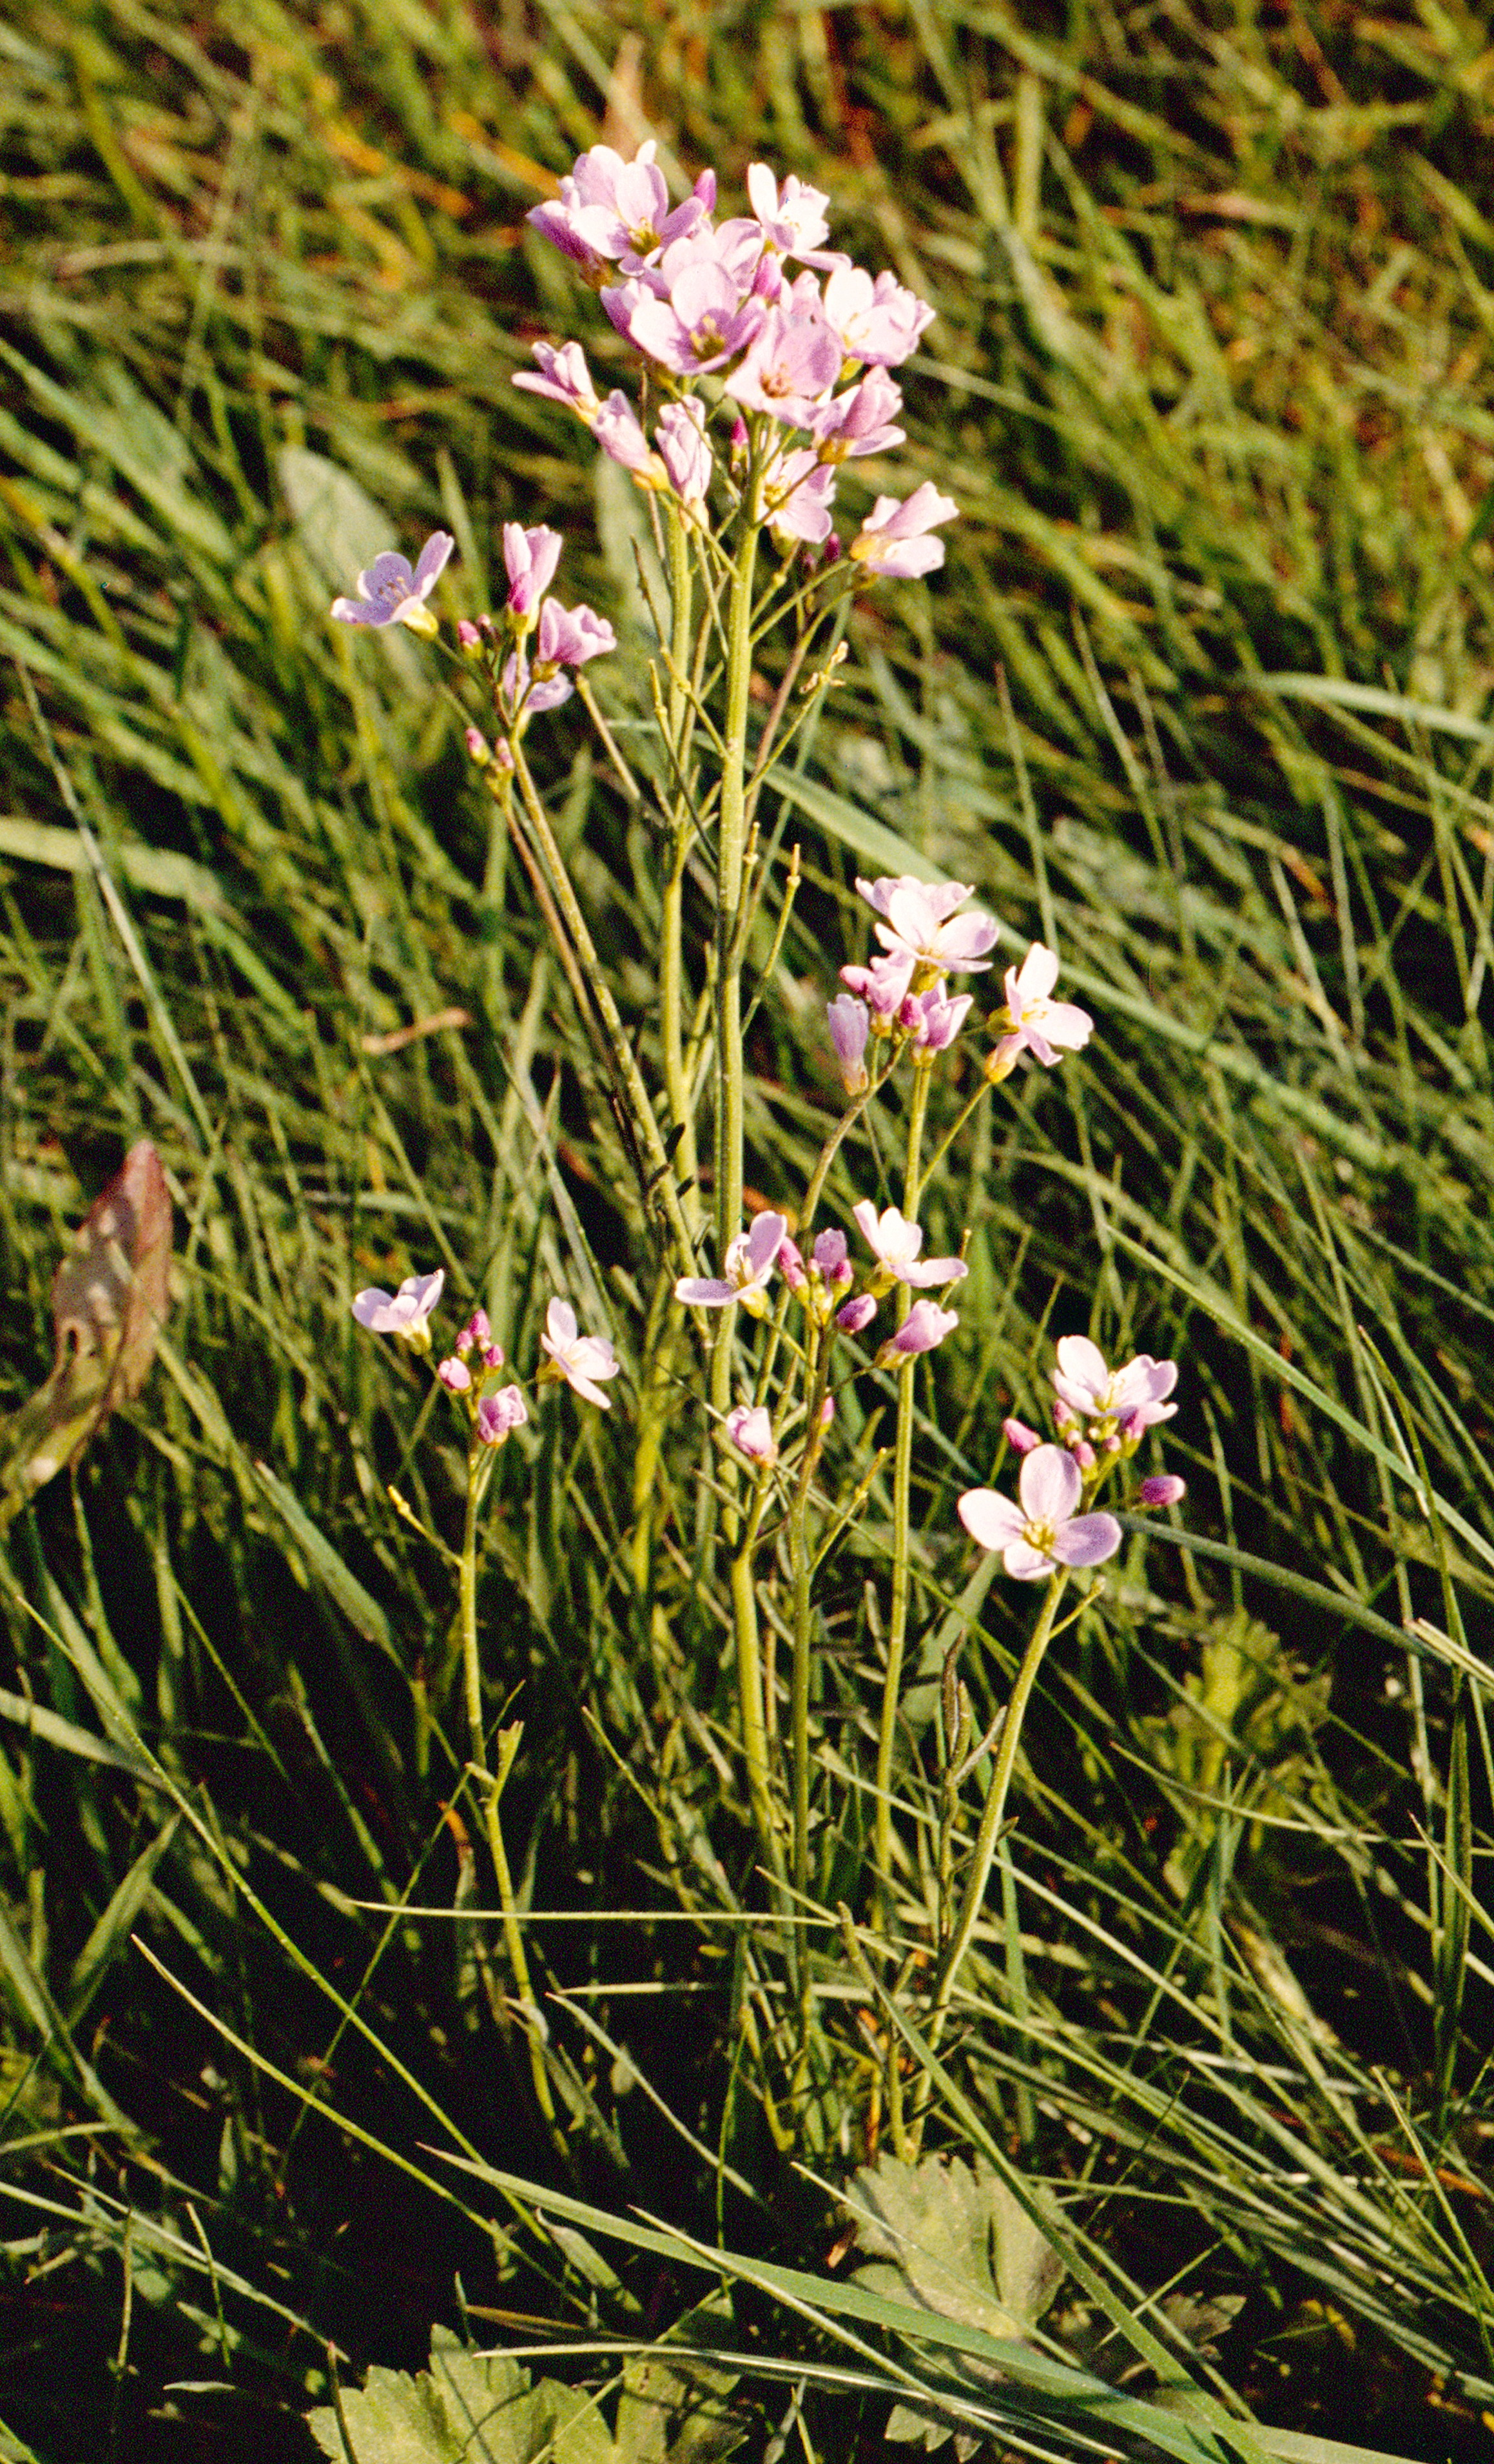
[1,1141,172,1520]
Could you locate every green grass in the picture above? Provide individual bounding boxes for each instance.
[1,1,1494,2457]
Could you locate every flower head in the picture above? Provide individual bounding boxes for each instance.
[958,1446,1121,1582]
[989,944,1092,1076]
[876,1298,958,1365]
[761,448,838,544]
[827,994,871,1094]
[746,162,832,259]
[603,262,766,375]
[822,263,935,366]
[351,1267,445,1353]
[839,951,915,1022]
[476,1385,529,1445]
[512,340,601,422]
[529,139,708,277]
[539,1297,619,1409]
[331,533,454,636]
[853,1200,967,1291]
[901,984,972,1055]
[502,650,574,716]
[1052,1338,1178,1437]
[675,1210,786,1318]
[724,1403,778,1467]
[872,878,997,975]
[536,598,617,670]
[809,369,906,463]
[724,304,841,424]
[503,523,564,620]
[849,484,958,581]
[655,398,713,505]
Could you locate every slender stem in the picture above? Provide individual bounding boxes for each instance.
[790,1334,831,1921]
[926,1570,1070,2049]
[873,1062,933,1904]
[459,1454,558,2131]
[715,517,760,1263]
[661,511,703,1237]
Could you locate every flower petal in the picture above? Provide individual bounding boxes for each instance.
[675,1276,735,1306]
[1018,1443,1082,1523]
[1053,1335,1109,1405]
[1003,1538,1055,1581]
[957,1489,1025,1552]
[1051,1512,1122,1567]
[1016,942,1060,1002]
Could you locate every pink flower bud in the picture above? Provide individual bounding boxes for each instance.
[465,726,490,763]
[818,1394,835,1429]
[837,1293,877,1335]
[436,1356,472,1392]
[1071,1439,1097,1469]
[1002,1417,1041,1454]
[456,1309,491,1356]
[457,620,482,649]
[1139,1473,1187,1508]
[481,1342,505,1370]
[779,1237,808,1292]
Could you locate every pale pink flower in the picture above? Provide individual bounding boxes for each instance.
[476,1385,529,1445]
[853,1201,967,1289]
[603,264,765,374]
[989,944,1092,1073]
[536,599,616,670]
[512,340,601,422]
[746,162,832,259]
[436,1356,472,1393]
[901,985,972,1053]
[808,369,906,462]
[594,389,662,479]
[761,449,837,543]
[849,484,958,580]
[332,533,453,636]
[539,1298,619,1409]
[877,1298,958,1364]
[827,994,871,1093]
[958,1446,1121,1582]
[873,879,997,974]
[1140,1473,1187,1507]
[503,523,563,618]
[724,304,841,424]
[839,952,915,1021]
[1052,1338,1178,1435]
[822,264,934,366]
[502,650,572,716]
[725,1403,778,1467]
[656,398,712,504]
[674,1209,786,1317]
[352,1267,445,1351]
[529,140,708,274]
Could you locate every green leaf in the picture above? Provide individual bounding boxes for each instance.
[848,2151,1064,2361]
[307,2331,612,2464]
[613,2298,742,2464]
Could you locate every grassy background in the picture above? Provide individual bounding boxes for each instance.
[2,1,1494,2456]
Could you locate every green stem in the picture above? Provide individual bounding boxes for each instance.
[790,1335,831,1920]
[661,512,702,1238]
[873,1063,932,1905]
[459,1452,558,2133]
[926,1570,1070,2053]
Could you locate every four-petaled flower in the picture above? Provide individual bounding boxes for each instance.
[503,523,563,619]
[876,1298,958,1364]
[1052,1337,1178,1436]
[989,944,1092,1075]
[849,485,958,580]
[870,879,997,975]
[332,533,454,636]
[477,1385,529,1445]
[853,1201,967,1290]
[958,1447,1121,1582]
[352,1267,445,1352]
[539,1298,620,1408]
[675,1211,787,1318]
[512,340,601,422]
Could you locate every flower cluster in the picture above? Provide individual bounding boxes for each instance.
[350,1275,617,1440]
[963,1338,1185,1581]
[519,141,955,567]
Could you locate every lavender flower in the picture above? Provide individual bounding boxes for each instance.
[809,369,906,463]
[675,1210,787,1317]
[901,984,972,1054]
[539,1298,619,1409]
[761,449,838,544]
[839,951,915,1022]
[828,993,871,1094]
[503,523,563,620]
[502,651,573,716]
[812,1229,853,1288]
[724,304,841,424]
[1052,1338,1178,1436]
[853,1200,967,1291]
[536,598,617,670]
[822,264,935,366]
[655,398,713,505]
[849,484,959,580]
[958,1446,1121,1583]
[603,263,766,375]
[725,1403,778,1467]
[594,389,663,479]
[477,1385,529,1445]
[989,944,1092,1076]
[746,162,833,259]
[331,533,454,637]
[871,877,997,975]
[876,1298,958,1365]
[512,340,601,422]
[528,139,708,277]
[351,1267,445,1353]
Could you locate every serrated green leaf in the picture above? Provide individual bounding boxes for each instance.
[848,2152,1063,2365]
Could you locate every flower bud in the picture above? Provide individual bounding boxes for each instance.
[1139,1473,1187,1508]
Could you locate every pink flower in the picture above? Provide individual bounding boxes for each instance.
[351,1267,445,1352]
[503,523,563,619]
[855,873,967,924]
[761,449,838,543]
[603,263,765,375]
[827,994,871,1093]
[849,484,958,580]
[502,651,573,716]
[812,1228,853,1287]
[436,1355,472,1393]
[853,1200,967,1290]
[724,304,841,424]
[989,944,1092,1075]
[458,621,483,651]
[1139,1472,1187,1508]
[837,1293,877,1335]
[529,140,708,275]
[539,1297,619,1409]
[674,1209,787,1317]
[594,389,663,478]
[958,1447,1121,1582]
[901,985,972,1053]
[332,533,454,636]
[746,162,832,259]
[512,340,601,422]
[877,1298,958,1365]
[808,369,906,463]
[656,398,713,505]
[536,599,617,670]
[822,264,935,366]
[1052,1338,1178,1436]
[476,1385,529,1445]
[839,952,915,1021]
[872,879,997,975]
[725,1403,778,1467]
